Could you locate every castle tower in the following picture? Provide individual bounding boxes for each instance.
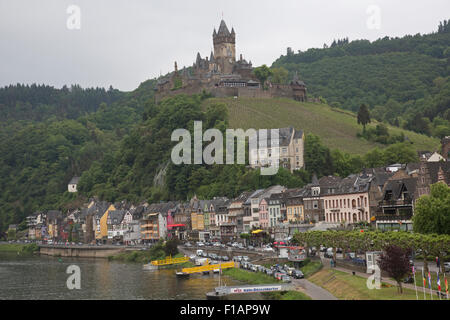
[442,136,450,160]
[213,20,236,74]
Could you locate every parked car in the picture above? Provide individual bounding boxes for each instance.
[444,262,450,272]
[242,256,250,262]
[197,242,205,247]
[274,272,285,280]
[324,252,333,259]
[213,242,221,247]
[281,275,292,283]
[263,246,274,252]
[292,270,304,279]
[266,269,273,276]
[403,275,414,284]
[222,256,229,261]
[352,257,366,266]
[285,267,296,276]
[251,264,258,272]
[185,242,192,247]
[231,242,239,247]
[247,245,255,251]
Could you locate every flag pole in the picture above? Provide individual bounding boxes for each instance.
[437,272,441,300]
[422,267,427,300]
[428,271,433,300]
[445,274,449,300]
[412,266,418,300]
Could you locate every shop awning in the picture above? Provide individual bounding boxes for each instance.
[251,229,264,234]
[167,224,185,228]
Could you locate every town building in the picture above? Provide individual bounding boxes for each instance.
[285,189,306,223]
[249,127,304,173]
[322,174,372,224]
[68,176,80,193]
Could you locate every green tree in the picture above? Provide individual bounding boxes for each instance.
[253,65,273,89]
[270,67,289,84]
[413,182,450,235]
[357,104,371,132]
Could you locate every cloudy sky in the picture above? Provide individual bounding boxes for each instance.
[1,0,449,91]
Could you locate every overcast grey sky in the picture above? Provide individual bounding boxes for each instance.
[1,0,449,91]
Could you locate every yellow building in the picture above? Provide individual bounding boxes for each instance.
[286,198,304,223]
[95,204,116,241]
[190,212,204,231]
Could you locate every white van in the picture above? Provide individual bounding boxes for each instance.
[196,249,204,256]
[195,258,209,266]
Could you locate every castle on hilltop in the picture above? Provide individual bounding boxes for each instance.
[155,20,307,102]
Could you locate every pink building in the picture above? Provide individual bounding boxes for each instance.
[259,198,269,229]
[323,192,370,223]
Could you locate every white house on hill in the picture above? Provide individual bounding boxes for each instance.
[68,176,80,193]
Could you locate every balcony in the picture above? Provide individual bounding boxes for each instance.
[375,214,413,222]
[380,199,413,207]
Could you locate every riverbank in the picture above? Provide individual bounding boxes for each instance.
[222,268,311,300]
[0,243,39,254]
[108,250,195,268]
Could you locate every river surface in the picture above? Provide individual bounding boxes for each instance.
[0,252,263,300]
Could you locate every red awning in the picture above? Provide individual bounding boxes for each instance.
[167,224,186,228]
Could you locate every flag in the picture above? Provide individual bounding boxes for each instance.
[422,268,426,287]
[428,271,432,289]
[437,273,441,292]
[445,277,448,297]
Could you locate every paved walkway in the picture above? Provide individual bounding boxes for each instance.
[292,278,338,300]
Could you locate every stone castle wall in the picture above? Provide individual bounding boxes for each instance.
[155,85,296,102]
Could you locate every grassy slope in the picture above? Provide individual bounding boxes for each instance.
[202,97,440,155]
[308,269,423,300]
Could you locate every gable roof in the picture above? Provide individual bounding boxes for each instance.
[108,210,125,225]
[383,177,418,200]
[69,176,80,185]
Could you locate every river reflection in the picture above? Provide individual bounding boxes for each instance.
[0,252,263,300]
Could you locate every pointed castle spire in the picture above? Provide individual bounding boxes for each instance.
[217,19,230,36]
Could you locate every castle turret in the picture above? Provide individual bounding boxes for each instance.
[213,20,236,74]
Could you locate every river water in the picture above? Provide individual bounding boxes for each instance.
[0,252,263,300]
